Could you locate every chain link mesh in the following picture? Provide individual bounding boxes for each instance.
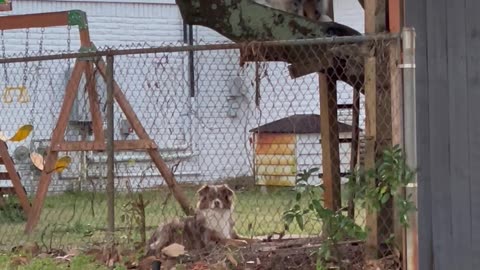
[0,34,405,269]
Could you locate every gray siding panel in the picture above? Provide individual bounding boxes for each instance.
[447,0,472,269]
[466,0,480,268]
[425,0,453,269]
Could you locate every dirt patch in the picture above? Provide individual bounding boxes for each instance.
[166,237,387,270]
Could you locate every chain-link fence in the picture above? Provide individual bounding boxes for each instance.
[0,33,408,269]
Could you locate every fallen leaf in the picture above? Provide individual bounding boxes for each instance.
[161,243,185,258]
[8,125,34,142]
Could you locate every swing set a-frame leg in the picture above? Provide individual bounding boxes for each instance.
[25,60,85,233]
[95,59,194,216]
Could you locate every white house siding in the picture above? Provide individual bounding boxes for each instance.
[0,0,365,193]
[295,132,352,185]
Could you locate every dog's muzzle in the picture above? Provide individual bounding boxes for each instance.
[211,199,223,209]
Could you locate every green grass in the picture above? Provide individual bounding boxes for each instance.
[0,183,366,251]
[0,253,122,270]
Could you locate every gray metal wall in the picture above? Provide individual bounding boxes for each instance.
[405,0,480,269]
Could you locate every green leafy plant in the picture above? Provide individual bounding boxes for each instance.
[346,145,417,227]
[283,145,417,269]
[283,168,366,268]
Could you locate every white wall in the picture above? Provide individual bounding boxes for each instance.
[0,0,365,193]
[296,132,353,185]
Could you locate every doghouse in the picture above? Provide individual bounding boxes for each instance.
[249,114,355,186]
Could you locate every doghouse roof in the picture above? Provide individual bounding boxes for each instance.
[249,114,355,134]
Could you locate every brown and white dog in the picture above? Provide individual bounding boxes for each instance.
[146,184,248,257]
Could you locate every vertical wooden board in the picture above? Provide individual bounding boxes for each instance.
[388,0,402,33]
[466,0,480,268]
[85,62,105,144]
[364,55,378,259]
[447,0,472,269]
[404,0,432,269]
[26,61,86,233]
[426,0,453,269]
[319,74,341,211]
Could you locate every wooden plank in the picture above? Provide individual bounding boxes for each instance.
[348,88,361,219]
[0,172,10,180]
[404,0,431,269]
[95,59,194,216]
[364,0,379,260]
[389,40,406,269]
[50,140,158,152]
[25,61,86,234]
[388,0,402,33]
[319,74,341,211]
[425,0,452,268]
[0,11,69,30]
[365,0,396,259]
[79,28,92,48]
[364,55,378,259]
[85,62,105,144]
[365,0,377,33]
[0,141,30,215]
[466,0,480,268]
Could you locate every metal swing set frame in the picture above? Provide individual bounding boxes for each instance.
[0,10,193,233]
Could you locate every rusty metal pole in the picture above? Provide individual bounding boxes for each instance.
[106,54,115,242]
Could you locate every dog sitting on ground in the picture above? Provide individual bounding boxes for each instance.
[146,184,248,257]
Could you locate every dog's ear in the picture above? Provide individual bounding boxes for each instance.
[197,184,210,197]
[221,184,234,198]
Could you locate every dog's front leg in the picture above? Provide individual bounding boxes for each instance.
[230,230,258,244]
